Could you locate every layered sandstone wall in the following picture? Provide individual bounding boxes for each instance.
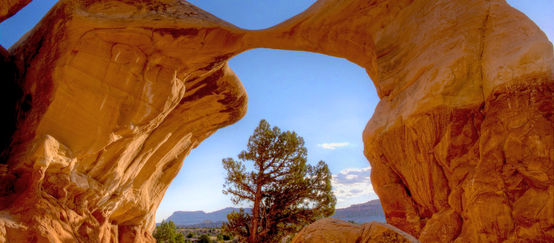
[0,0,552,242]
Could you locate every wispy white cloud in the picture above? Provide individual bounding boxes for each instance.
[318,142,350,150]
[334,167,371,184]
[332,167,375,204]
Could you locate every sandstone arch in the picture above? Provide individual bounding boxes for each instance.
[0,0,552,242]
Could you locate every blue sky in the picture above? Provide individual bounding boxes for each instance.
[0,1,552,223]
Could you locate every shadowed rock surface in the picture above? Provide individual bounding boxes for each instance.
[0,0,552,242]
[0,0,32,22]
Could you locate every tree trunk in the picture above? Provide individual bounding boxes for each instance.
[250,186,261,243]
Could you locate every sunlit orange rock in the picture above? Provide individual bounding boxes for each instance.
[0,0,552,242]
[0,0,247,242]
[252,0,553,241]
[292,218,419,243]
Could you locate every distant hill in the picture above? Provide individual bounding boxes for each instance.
[331,199,386,223]
[167,207,250,226]
[183,221,226,228]
[166,200,385,227]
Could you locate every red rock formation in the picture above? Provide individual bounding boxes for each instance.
[0,0,552,242]
[248,0,553,241]
[0,1,247,242]
[292,218,419,243]
[0,0,32,22]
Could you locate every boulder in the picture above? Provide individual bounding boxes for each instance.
[291,218,419,243]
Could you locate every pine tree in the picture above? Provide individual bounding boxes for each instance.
[222,119,336,242]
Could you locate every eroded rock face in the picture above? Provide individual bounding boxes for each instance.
[361,1,554,241]
[251,0,553,241]
[0,0,247,242]
[291,218,419,243]
[0,0,552,242]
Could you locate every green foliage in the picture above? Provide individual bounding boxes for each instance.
[198,234,211,243]
[153,220,185,243]
[186,232,193,238]
[217,230,233,241]
[222,119,336,243]
[175,232,185,243]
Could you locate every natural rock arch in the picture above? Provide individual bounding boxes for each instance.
[0,0,552,242]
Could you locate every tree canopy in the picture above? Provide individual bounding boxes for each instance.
[222,119,336,243]
[153,220,185,243]
[197,234,210,243]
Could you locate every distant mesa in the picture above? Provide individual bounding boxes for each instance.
[165,200,385,227]
[332,200,385,223]
[167,207,251,227]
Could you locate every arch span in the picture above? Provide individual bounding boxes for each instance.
[0,0,552,242]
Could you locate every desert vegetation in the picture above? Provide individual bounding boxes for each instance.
[221,120,336,242]
[154,221,234,243]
